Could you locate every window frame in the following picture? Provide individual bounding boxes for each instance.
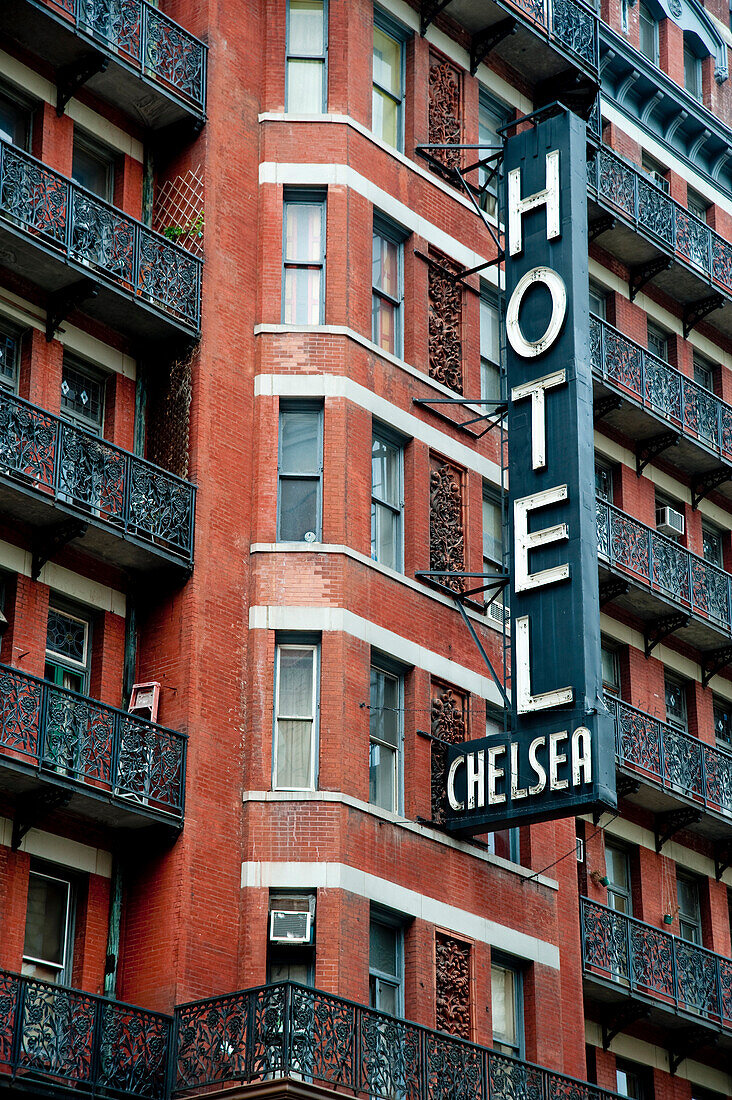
[372,7,407,152]
[641,152,668,195]
[601,638,621,697]
[477,89,509,220]
[594,458,613,502]
[369,909,405,1016]
[371,422,404,573]
[693,350,715,392]
[646,320,669,361]
[702,521,724,568]
[285,0,328,115]
[0,80,34,150]
[676,872,703,944]
[60,353,107,436]
[683,37,703,102]
[480,285,502,406]
[615,1057,651,1099]
[638,3,659,66]
[0,316,22,392]
[22,861,76,986]
[281,189,327,326]
[605,842,632,914]
[277,401,324,543]
[369,657,404,814]
[588,280,607,319]
[71,129,115,204]
[713,695,732,748]
[371,213,406,358]
[272,638,320,792]
[664,672,688,732]
[45,602,92,695]
[490,952,524,1058]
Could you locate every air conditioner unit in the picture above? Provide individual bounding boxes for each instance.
[656,506,684,538]
[269,910,313,944]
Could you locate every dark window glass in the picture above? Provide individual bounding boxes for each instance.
[277,406,322,541]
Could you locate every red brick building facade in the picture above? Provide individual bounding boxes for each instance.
[0,2,730,1100]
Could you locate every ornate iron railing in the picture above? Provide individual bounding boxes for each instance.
[506,0,599,70]
[607,695,732,818]
[0,139,201,331]
[0,388,195,564]
[581,898,732,1029]
[596,497,732,630]
[0,967,174,1098]
[587,144,732,302]
[42,0,206,112]
[175,980,625,1100]
[590,314,732,460]
[0,664,186,819]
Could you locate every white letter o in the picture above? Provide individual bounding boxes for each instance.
[506,266,567,359]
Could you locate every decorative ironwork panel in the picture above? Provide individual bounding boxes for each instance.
[250,984,286,1080]
[0,146,68,242]
[720,958,732,1026]
[0,392,57,489]
[428,255,463,393]
[144,6,206,105]
[360,1011,421,1100]
[595,150,636,219]
[118,716,185,811]
[674,941,719,1017]
[551,0,596,66]
[58,424,126,521]
[580,899,630,981]
[689,556,730,626]
[683,379,718,444]
[712,236,732,293]
[43,684,115,785]
[138,229,200,323]
[71,191,136,284]
[18,981,96,1082]
[79,0,141,59]
[426,1031,483,1100]
[129,461,194,551]
[612,698,662,780]
[508,0,545,23]
[608,508,650,582]
[676,208,711,271]
[637,177,674,246]
[0,970,21,1066]
[488,1053,543,1100]
[435,934,471,1040]
[430,460,465,591]
[288,986,355,1087]
[0,665,42,757]
[663,726,702,797]
[98,1001,171,1098]
[644,355,682,422]
[545,1073,610,1100]
[705,743,732,812]
[428,55,461,171]
[175,992,249,1089]
[628,921,674,999]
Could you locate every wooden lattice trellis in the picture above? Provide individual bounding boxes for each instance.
[154,166,204,257]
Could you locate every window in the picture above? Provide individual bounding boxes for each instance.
[594,459,613,502]
[616,1059,650,1099]
[282,191,326,324]
[684,38,702,101]
[664,674,687,731]
[267,892,315,986]
[286,0,327,114]
[638,3,659,65]
[702,522,723,567]
[369,914,403,1014]
[369,663,402,812]
[641,153,668,194]
[482,489,503,572]
[688,190,709,223]
[713,696,732,747]
[480,289,501,404]
[605,844,632,914]
[372,217,403,356]
[371,428,403,571]
[22,861,76,985]
[677,874,702,943]
[693,351,715,392]
[589,281,607,319]
[601,640,620,697]
[647,321,668,360]
[478,91,509,218]
[0,319,21,391]
[277,404,323,541]
[372,11,405,150]
[0,82,32,149]
[45,604,91,694]
[61,356,106,435]
[273,642,318,790]
[491,957,523,1057]
[72,132,115,202]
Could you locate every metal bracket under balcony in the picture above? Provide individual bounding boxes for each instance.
[629,256,673,301]
[655,806,702,851]
[691,467,731,509]
[589,213,616,242]
[644,612,689,657]
[11,787,72,850]
[601,1002,650,1049]
[701,644,732,686]
[31,519,88,580]
[669,1026,718,1075]
[714,840,732,881]
[599,576,630,606]
[535,66,599,119]
[635,430,680,475]
[683,293,724,338]
[56,51,109,116]
[594,394,623,422]
[615,773,642,798]
[46,278,97,342]
[470,18,517,74]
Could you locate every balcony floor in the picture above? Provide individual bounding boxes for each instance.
[617,763,732,844]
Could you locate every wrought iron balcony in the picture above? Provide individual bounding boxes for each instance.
[587,145,732,339]
[581,898,732,1050]
[1,0,206,130]
[0,388,195,572]
[418,0,598,117]
[175,980,625,1100]
[596,497,732,657]
[0,663,186,829]
[591,315,732,506]
[607,695,732,844]
[0,139,201,340]
[0,967,173,1099]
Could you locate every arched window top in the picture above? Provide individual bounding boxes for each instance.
[644,0,728,81]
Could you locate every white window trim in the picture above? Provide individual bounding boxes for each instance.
[273,642,319,791]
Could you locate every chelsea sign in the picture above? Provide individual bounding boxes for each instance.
[445,109,617,833]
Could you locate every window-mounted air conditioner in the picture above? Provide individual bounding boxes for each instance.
[656,506,684,538]
[269,910,313,944]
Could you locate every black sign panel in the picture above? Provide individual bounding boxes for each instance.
[445,109,617,834]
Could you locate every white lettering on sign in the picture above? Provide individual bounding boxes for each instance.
[508,150,560,257]
[506,266,567,360]
[447,755,465,812]
[515,615,573,714]
[514,485,570,592]
[467,750,485,809]
[488,745,507,805]
[511,370,566,470]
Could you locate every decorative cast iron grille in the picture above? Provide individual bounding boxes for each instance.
[581,898,732,1029]
[0,968,173,1098]
[0,663,186,820]
[595,497,732,630]
[588,144,732,303]
[174,980,627,1100]
[500,0,598,69]
[42,0,206,112]
[0,139,202,332]
[0,388,195,564]
[607,695,732,818]
[590,314,732,458]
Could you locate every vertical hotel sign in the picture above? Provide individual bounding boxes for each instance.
[445,110,616,833]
